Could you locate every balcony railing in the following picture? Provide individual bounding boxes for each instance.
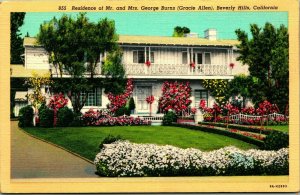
[124,63,230,76]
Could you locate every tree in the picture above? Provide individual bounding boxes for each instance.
[202,79,228,106]
[225,74,252,107]
[37,13,119,114]
[172,26,190,37]
[11,12,26,64]
[26,71,52,110]
[235,23,288,111]
[102,50,126,94]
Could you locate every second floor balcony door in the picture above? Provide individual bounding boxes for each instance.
[136,86,152,113]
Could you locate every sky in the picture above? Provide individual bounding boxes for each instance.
[20,12,288,40]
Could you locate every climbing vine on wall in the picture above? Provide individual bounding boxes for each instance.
[202,79,228,106]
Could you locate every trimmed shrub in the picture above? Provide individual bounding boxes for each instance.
[128,97,135,113]
[115,106,129,117]
[57,107,74,127]
[94,141,288,177]
[264,131,289,150]
[99,135,123,150]
[18,105,34,127]
[39,107,54,128]
[162,111,177,125]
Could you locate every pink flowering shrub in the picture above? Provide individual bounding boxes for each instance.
[47,93,69,127]
[107,79,134,113]
[241,107,256,115]
[199,100,287,125]
[256,100,279,115]
[158,81,192,114]
[82,109,150,126]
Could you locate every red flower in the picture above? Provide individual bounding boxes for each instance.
[190,62,195,68]
[191,107,197,114]
[145,60,151,67]
[146,95,155,104]
[229,63,235,69]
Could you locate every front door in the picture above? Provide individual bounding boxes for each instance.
[136,86,152,113]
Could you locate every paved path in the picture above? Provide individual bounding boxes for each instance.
[11,121,98,178]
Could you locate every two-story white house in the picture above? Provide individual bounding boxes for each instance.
[12,29,249,117]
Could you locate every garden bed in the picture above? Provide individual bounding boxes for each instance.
[172,123,265,148]
[95,140,288,177]
[199,122,289,134]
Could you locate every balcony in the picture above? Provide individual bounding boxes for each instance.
[124,63,231,77]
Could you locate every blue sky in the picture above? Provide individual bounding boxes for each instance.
[20,12,288,39]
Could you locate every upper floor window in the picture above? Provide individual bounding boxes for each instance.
[204,52,211,64]
[133,51,144,63]
[192,52,211,65]
[193,53,203,65]
[133,50,154,63]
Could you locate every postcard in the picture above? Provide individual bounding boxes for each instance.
[0,0,299,193]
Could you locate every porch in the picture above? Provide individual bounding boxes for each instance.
[124,63,231,76]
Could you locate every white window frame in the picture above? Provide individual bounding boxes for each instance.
[133,50,154,64]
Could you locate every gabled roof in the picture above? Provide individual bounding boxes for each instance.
[10,64,50,78]
[24,35,238,47]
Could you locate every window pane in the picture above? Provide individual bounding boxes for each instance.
[138,51,145,63]
[150,52,155,63]
[182,52,187,64]
[195,90,208,107]
[80,88,102,106]
[96,88,102,106]
[205,53,211,64]
[197,53,203,64]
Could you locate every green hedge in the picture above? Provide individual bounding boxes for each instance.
[264,131,289,150]
[39,107,54,128]
[57,107,74,127]
[18,105,34,127]
[162,111,177,125]
[172,123,264,148]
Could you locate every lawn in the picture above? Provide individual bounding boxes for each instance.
[266,125,289,132]
[22,126,258,161]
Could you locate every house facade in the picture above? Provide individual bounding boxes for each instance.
[12,29,249,118]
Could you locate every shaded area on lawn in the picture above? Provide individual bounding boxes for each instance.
[22,126,258,161]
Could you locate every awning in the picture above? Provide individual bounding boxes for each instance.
[15,91,28,102]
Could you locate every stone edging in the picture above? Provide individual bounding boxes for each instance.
[18,127,94,165]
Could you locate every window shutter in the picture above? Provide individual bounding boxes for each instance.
[133,51,138,63]
[182,52,187,64]
[205,53,211,64]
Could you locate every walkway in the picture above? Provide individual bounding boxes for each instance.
[11,121,98,178]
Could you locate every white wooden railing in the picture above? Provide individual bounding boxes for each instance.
[124,63,230,76]
[140,116,164,121]
[229,113,288,122]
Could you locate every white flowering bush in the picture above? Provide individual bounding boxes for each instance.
[94,141,288,177]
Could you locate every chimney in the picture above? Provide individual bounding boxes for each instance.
[184,32,198,38]
[204,29,217,40]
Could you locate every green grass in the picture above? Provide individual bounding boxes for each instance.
[266,125,289,132]
[22,126,258,161]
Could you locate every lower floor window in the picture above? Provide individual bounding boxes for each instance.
[80,88,102,106]
[195,90,208,107]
